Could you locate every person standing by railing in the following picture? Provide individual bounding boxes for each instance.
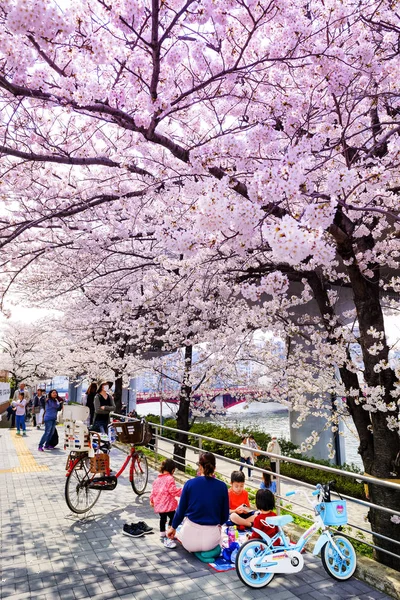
[239,436,253,479]
[267,436,281,475]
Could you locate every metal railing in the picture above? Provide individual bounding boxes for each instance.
[147,420,400,562]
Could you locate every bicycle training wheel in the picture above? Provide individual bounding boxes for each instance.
[235,540,275,588]
[321,534,357,580]
[130,451,148,495]
[65,456,101,514]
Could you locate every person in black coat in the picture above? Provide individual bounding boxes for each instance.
[93,381,115,433]
[85,382,97,425]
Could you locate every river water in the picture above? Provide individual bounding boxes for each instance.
[136,400,363,469]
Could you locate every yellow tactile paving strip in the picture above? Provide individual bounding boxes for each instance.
[0,431,49,474]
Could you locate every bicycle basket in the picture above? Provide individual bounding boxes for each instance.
[316,500,347,525]
[114,420,150,445]
[90,453,110,474]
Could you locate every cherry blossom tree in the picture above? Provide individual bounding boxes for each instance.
[0,0,400,566]
[0,319,58,389]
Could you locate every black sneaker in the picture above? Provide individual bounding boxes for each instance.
[122,524,145,538]
[133,521,153,535]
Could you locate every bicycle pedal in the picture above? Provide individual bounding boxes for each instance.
[88,476,118,490]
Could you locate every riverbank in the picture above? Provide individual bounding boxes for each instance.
[136,400,363,469]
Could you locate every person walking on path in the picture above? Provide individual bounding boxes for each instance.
[239,436,254,479]
[33,389,46,429]
[38,390,63,451]
[84,382,97,426]
[149,458,182,549]
[14,392,27,436]
[93,381,115,434]
[13,383,31,404]
[266,436,281,475]
[167,452,229,553]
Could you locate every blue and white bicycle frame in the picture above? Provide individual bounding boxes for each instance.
[236,483,357,588]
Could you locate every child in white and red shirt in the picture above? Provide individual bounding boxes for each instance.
[14,392,27,436]
[150,458,182,549]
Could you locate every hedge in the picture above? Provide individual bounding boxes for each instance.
[146,415,365,499]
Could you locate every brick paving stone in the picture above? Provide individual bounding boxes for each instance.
[72,584,90,599]
[0,427,395,600]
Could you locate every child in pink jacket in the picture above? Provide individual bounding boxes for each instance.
[150,458,182,549]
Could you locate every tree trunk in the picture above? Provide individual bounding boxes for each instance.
[173,345,192,471]
[113,371,123,414]
[333,229,400,570]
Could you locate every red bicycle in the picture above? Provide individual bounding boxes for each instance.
[65,415,151,514]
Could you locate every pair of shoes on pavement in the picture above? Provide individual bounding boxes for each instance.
[122,521,153,538]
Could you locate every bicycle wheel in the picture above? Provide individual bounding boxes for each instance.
[130,451,148,495]
[65,456,101,514]
[321,534,357,581]
[235,540,275,588]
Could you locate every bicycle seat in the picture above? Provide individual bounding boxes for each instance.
[263,515,293,527]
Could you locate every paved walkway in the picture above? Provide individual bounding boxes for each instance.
[0,426,390,600]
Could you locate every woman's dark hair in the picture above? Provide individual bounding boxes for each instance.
[18,392,24,398]
[255,489,275,511]
[47,389,59,399]
[262,471,272,488]
[97,381,111,394]
[198,452,216,477]
[86,382,97,396]
[160,458,176,474]
[231,470,245,484]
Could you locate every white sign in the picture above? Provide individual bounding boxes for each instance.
[0,382,11,403]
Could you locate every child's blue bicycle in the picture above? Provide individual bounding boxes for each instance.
[236,481,357,588]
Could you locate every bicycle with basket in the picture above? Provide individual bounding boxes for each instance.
[64,407,152,514]
[236,480,357,588]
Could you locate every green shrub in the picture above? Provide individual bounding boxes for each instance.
[276,460,365,499]
[145,415,364,500]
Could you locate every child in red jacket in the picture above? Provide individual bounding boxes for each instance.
[251,489,280,545]
[150,458,182,549]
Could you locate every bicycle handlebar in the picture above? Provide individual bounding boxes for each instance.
[285,484,324,506]
[109,412,141,422]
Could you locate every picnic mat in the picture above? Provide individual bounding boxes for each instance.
[207,556,236,572]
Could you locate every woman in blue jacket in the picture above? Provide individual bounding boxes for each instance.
[167,452,229,552]
[38,389,63,451]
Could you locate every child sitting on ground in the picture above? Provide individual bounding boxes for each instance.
[251,489,280,544]
[260,470,277,494]
[150,458,182,549]
[228,470,256,528]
